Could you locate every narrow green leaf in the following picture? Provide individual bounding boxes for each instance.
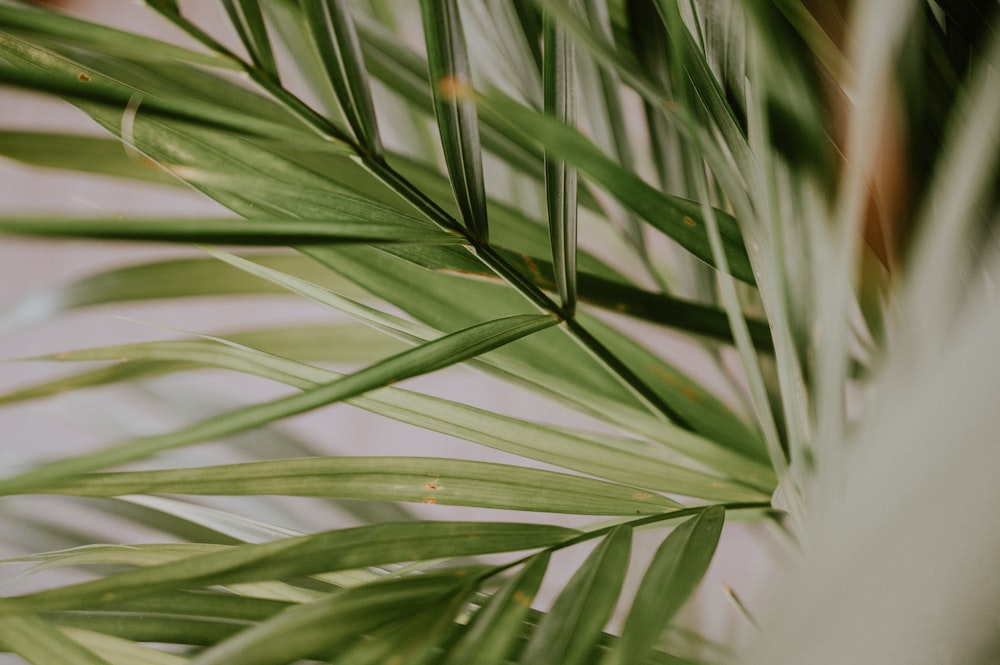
[188,568,481,665]
[0,254,365,332]
[310,246,774,485]
[543,7,579,314]
[520,525,632,665]
[0,3,236,69]
[4,332,768,501]
[0,522,575,614]
[46,612,248,651]
[383,242,772,348]
[221,0,280,80]
[32,456,682,515]
[477,91,754,283]
[301,0,383,156]
[445,553,550,665]
[0,131,179,186]
[0,325,409,405]
[0,34,304,142]
[328,583,475,665]
[0,314,556,495]
[0,614,110,664]
[420,0,490,242]
[613,506,726,665]
[0,216,461,246]
[354,13,548,183]
[54,628,189,665]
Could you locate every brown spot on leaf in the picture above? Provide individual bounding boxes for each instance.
[513,591,533,606]
[633,492,652,500]
[683,216,697,227]
[437,75,470,100]
[422,497,437,504]
[78,73,91,82]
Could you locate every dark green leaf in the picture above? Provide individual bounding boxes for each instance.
[445,553,550,665]
[420,0,489,242]
[476,91,754,283]
[300,0,383,156]
[614,507,726,665]
[543,8,579,314]
[0,216,461,246]
[520,525,632,665]
[222,0,280,80]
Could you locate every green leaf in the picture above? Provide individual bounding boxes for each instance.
[0,216,462,246]
[543,7,579,314]
[0,33,304,142]
[52,628,189,665]
[327,583,475,665]
[188,568,482,665]
[613,506,726,665]
[44,215,415,246]
[308,246,774,484]
[0,254,366,332]
[520,525,632,665]
[0,325,410,405]
[476,91,754,283]
[0,522,575,615]
[301,0,383,156]
[0,314,556,495]
[0,3,236,69]
[45,612,249,651]
[0,131,179,186]
[0,614,110,664]
[420,0,490,242]
[3,334,768,502]
[221,0,279,80]
[445,553,550,665]
[31,456,682,515]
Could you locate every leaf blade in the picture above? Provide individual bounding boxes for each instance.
[520,525,632,665]
[0,313,556,495]
[31,456,682,515]
[543,8,579,314]
[420,0,489,242]
[0,216,461,246]
[300,0,383,156]
[0,522,575,615]
[614,506,726,665]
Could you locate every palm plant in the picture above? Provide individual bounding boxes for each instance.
[1,0,998,663]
